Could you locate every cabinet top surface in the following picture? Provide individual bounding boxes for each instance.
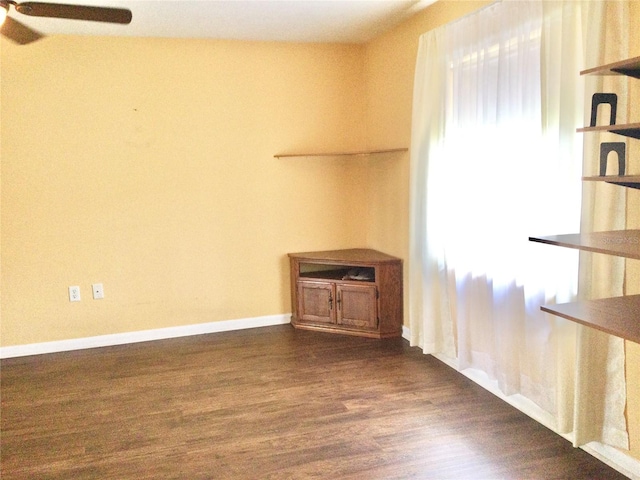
[288,248,401,263]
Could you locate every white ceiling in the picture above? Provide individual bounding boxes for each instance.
[6,0,436,44]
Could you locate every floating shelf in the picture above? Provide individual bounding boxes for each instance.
[529,230,640,260]
[536,56,640,345]
[577,123,640,139]
[274,148,407,159]
[582,175,640,189]
[581,55,640,78]
[541,295,640,344]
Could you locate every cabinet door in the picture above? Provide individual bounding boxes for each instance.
[297,281,335,325]
[336,284,378,330]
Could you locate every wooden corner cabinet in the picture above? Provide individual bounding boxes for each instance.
[529,56,640,344]
[288,249,403,338]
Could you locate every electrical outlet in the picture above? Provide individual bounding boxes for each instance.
[69,286,81,302]
[92,283,104,300]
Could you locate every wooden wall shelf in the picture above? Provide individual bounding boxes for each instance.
[577,123,640,139]
[532,56,640,345]
[541,295,640,344]
[274,148,407,159]
[529,230,640,260]
[582,175,640,189]
[531,231,640,344]
[581,55,640,78]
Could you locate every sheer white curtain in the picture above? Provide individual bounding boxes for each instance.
[409,0,628,449]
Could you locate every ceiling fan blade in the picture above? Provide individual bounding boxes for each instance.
[1,16,44,44]
[15,2,132,24]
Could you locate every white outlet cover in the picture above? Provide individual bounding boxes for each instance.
[69,286,81,302]
[92,283,104,299]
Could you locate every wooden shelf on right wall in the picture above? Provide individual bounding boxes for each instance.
[582,175,640,189]
[580,55,640,78]
[530,229,640,342]
[529,55,640,344]
[577,123,640,139]
[541,295,640,344]
[529,230,640,260]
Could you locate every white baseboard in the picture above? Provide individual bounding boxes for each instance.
[402,325,411,341]
[404,326,640,480]
[0,314,291,359]
[583,442,640,480]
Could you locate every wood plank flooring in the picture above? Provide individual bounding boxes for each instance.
[0,325,629,479]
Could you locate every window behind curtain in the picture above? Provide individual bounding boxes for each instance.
[410,0,629,452]
[429,9,579,293]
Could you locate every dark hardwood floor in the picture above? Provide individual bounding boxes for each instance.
[0,325,628,479]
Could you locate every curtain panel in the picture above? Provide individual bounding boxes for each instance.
[409,0,628,450]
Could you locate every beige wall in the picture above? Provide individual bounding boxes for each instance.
[1,36,370,344]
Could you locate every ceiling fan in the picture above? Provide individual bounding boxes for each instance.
[0,0,132,45]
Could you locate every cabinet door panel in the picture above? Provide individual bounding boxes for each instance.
[337,284,377,329]
[297,281,335,324]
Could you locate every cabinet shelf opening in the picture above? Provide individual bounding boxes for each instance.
[299,263,376,282]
